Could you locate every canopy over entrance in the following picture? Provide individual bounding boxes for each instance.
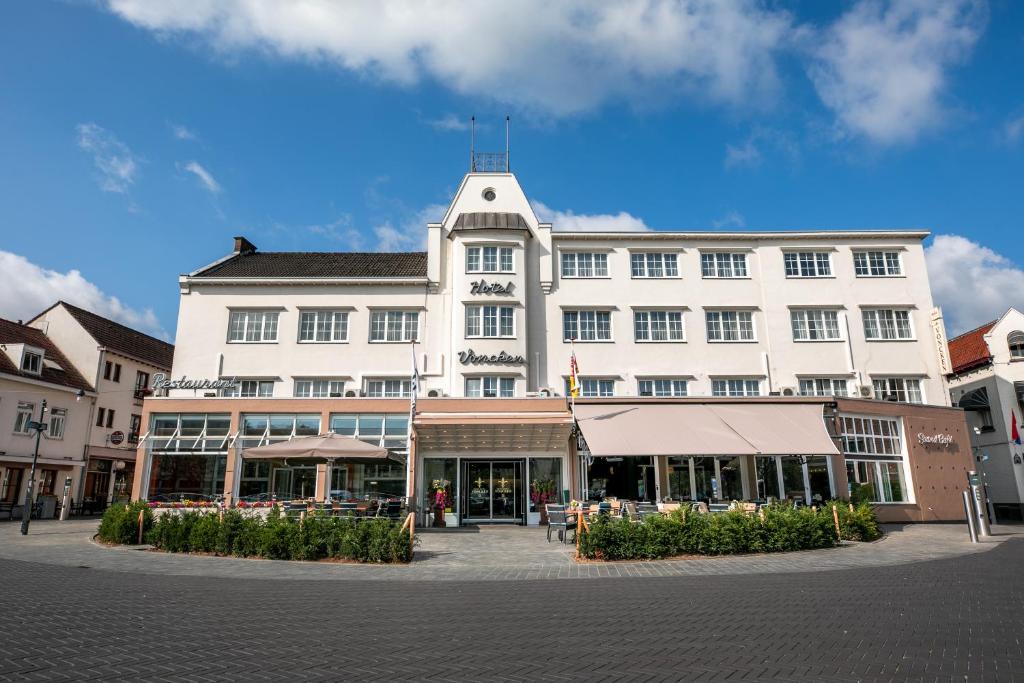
[574,402,839,457]
[242,433,400,463]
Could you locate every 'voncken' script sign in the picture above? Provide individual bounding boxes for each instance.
[458,349,527,365]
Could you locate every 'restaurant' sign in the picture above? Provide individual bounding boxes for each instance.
[152,373,239,391]
[470,280,514,295]
[458,349,527,365]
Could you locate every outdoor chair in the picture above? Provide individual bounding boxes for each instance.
[285,502,307,519]
[545,504,577,544]
[338,502,359,518]
[596,501,612,515]
[624,501,639,521]
[691,502,710,514]
[636,503,659,520]
[379,500,402,520]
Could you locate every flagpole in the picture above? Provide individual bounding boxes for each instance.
[407,338,418,508]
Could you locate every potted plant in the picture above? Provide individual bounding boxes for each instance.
[531,478,557,524]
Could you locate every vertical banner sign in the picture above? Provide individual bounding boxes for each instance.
[930,308,951,375]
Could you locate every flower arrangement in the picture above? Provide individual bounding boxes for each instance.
[147,500,219,509]
[235,500,274,509]
[530,479,557,507]
[430,479,452,511]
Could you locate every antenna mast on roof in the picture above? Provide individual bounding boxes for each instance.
[505,115,510,172]
[470,116,476,172]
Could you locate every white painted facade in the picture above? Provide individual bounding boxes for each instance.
[170,172,949,406]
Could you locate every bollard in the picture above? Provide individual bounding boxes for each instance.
[137,509,145,544]
[962,490,978,543]
[832,505,841,539]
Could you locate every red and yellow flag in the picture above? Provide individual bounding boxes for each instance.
[569,350,580,398]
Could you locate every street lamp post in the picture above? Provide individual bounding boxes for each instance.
[20,399,48,535]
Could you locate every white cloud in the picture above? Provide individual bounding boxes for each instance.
[724,126,800,169]
[807,0,986,145]
[75,123,139,193]
[724,139,762,169]
[712,210,747,229]
[182,161,222,194]
[306,204,447,252]
[427,114,471,132]
[171,123,197,140]
[0,251,170,340]
[533,200,650,232]
[102,0,794,117]
[1005,114,1024,144]
[926,234,1024,335]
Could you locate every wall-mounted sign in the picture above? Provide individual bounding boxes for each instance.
[470,279,514,295]
[930,308,951,375]
[109,430,124,446]
[917,432,953,448]
[458,349,527,365]
[152,373,239,391]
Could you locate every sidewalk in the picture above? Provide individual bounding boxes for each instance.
[0,518,1016,582]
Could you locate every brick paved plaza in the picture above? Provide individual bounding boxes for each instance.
[1,521,1023,681]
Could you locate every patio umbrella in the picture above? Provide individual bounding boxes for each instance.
[242,432,398,463]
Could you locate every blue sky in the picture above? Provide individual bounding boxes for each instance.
[1,0,1022,340]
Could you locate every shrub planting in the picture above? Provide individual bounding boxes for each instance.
[577,502,881,561]
[97,501,153,545]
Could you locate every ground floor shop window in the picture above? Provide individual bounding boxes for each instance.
[422,458,456,521]
[529,458,563,511]
[85,459,112,501]
[806,456,832,503]
[112,462,135,503]
[586,456,655,502]
[0,468,23,503]
[846,458,907,503]
[147,452,227,500]
[755,456,779,500]
[667,457,693,500]
[330,462,405,500]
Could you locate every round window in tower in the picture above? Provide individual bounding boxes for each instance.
[482,188,496,201]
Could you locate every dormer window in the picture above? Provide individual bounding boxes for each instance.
[21,350,42,375]
[1009,331,1024,359]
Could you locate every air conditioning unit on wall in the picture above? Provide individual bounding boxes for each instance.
[780,387,796,396]
[859,386,872,398]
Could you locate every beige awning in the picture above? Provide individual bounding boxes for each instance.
[242,433,398,463]
[574,403,839,457]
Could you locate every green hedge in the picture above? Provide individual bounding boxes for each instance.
[145,508,413,563]
[97,501,153,545]
[578,502,880,560]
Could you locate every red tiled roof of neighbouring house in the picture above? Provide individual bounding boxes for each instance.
[948,320,997,375]
[56,301,174,370]
[0,318,94,392]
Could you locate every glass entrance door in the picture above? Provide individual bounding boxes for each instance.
[461,460,523,524]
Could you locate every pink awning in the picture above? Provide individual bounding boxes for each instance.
[574,403,839,457]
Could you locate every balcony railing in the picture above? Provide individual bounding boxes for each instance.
[472,152,508,173]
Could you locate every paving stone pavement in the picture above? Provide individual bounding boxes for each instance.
[1,524,1023,681]
[0,520,1015,582]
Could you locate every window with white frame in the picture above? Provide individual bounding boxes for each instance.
[630,252,679,278]
[46,408,66,439]
[633,310,685,342]
[364,379,412,398]
[228,310,279,343]
[700,252,748,278]
[872,377,923,404]
[561,252,608,278]
[638,378,688,397]
[853,251,902,276]
[21,350,42,374]
[465,305,515,338]
[465,376,515,398]
[799,378,849,397]
[13,402,34,434]
[329,413,409,451]
[784,251,832,277]
[791,309,842,341]
[862,309,913,340]
[840,414,909,503]
[839,415,903,456]
[370,310,419,342]
[294,379,345,398]
[712,379,761,397]
[565,378,614,397]
[298,310,349,343]
[466,246,514,273]
[238,413,321,449]
[705,310,755,342]
[222,380,275,398]
[1009,331,1024,359]
[563,310,612,341]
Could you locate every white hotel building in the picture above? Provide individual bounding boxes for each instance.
[134,165,972,525]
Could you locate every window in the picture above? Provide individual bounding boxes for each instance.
[840,416,903,456]
[563,310,612,342]
[784,252,832,277]
[370,310,419,342]
[799,378,848,397]
[103,360,112,380]
[44,408,67,439]
[873,378,923,404]
[630,252,679,278]
[113,363,121,383]
[21,351,41,374]
[465,305,515,338]
[565,378,614,397]
[465,376,515,398]
[298,310,349,343]
[791,309,842,341]
[705,310,755,342]
[14,402,34,434]
[330,413,409,451]
[365,379,412,398]
[222,380,275,398]
[39,469,57,496]
[96,407,106,428]
[638,379,688,397]
[846,459,908,503]
[228,310,279,342]
[135,371,150,392]
[862,309,913,340]
[103,408,115,428]
[701,252,748,278]
[634,311,685,342]
[146,413,231,453]
[237,413,321,449]
[129,414,142,444]
[561,252,609,278]
[294,379,345,398]
[1009,331,1024,359]
[466,246,514,273]
[712,379,761,397]
[853,250,902,277]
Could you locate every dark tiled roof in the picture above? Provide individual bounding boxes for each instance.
[0,318,94,392]
[948,320,996,375]
[59,302,174,370]
[193,251,428,279]
[451,212,530,233]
